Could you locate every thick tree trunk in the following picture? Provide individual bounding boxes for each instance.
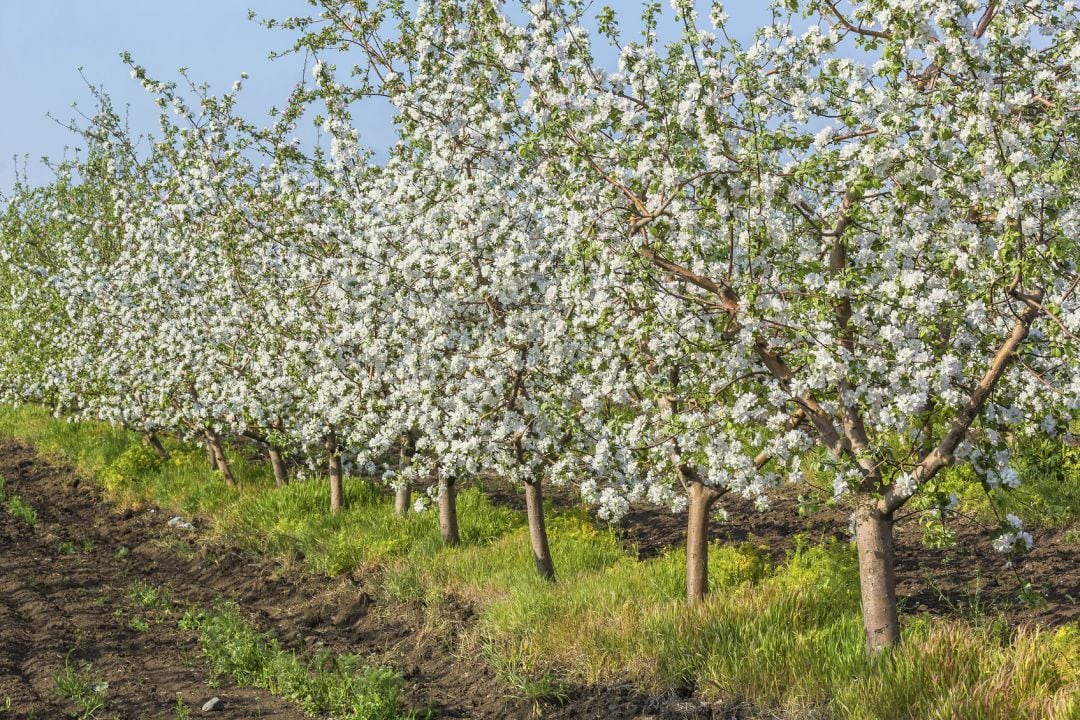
[523,479,555,581]
[326,432,343,515]
[687,480,719,603]
[854,501,900,652]
[268,446,288,487]
[205,430,235,488]
[205,440,217,471]
[146,432,168,461]
[439,475,460,547]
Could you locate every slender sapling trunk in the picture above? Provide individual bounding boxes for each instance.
[439,475,460,547]
[523,478,555,581]
[326,431,343,515]
[394,432,416,516]
[686,479,720,603]
[394,482,412,516]
[146,432,168,461]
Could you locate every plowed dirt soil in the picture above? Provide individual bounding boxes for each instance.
[0,440,751,719]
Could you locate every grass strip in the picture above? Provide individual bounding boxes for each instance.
[2,403,1078,719]
[180,602,417,720]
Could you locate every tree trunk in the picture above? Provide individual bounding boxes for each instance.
[268,446,288,487]
[146,432,168,461]
[326,432,343,515]
[394,432,415,516]
[439,475,460,547]
[854,500,900,652]
[687,480,719,603]
[205,440,217,471]
[524,479,555,581]
[394,482,412,516]
[205,430,235,488]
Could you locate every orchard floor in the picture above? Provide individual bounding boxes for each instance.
[0,441,749,720]
[616,489,1079,629]
[487,480,1080,629]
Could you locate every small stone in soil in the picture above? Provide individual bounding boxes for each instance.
[202,696,224,712]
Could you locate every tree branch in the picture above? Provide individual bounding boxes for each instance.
[879,289,1045,514]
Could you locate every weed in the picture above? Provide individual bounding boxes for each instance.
[1018,582,1048,609]
[796,492,822,517]
[5,494,39,527]
[101,443,161,506]
[181,603,413,719]
[918,513,958,549]
[483,641,569,712]
[176,649,199,668]
[128,617,150,633]
[149,535,197,560]
[173,694,190,720]
[53,653,107,719]
[57,541,76,555]
[127,580,172,611]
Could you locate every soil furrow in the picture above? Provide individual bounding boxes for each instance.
[0,441,319,719]
[0,439,710,719]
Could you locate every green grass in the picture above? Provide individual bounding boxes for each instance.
[127,579,174,611]
[5,494,39,527]
[3,403,1079,720]
[0,471,40,528]
[179,603,415,720]
[53,653,108,719]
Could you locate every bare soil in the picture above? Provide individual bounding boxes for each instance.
[0,440,753,719]
[0,441,307,719]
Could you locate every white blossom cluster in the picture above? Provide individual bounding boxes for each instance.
[992,513,1034,554]
[1,0,1079,543]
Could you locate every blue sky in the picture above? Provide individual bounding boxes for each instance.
[0,1,776,190]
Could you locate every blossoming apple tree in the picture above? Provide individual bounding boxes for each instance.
[513,0,1080,650]
[294,0,1080,651]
